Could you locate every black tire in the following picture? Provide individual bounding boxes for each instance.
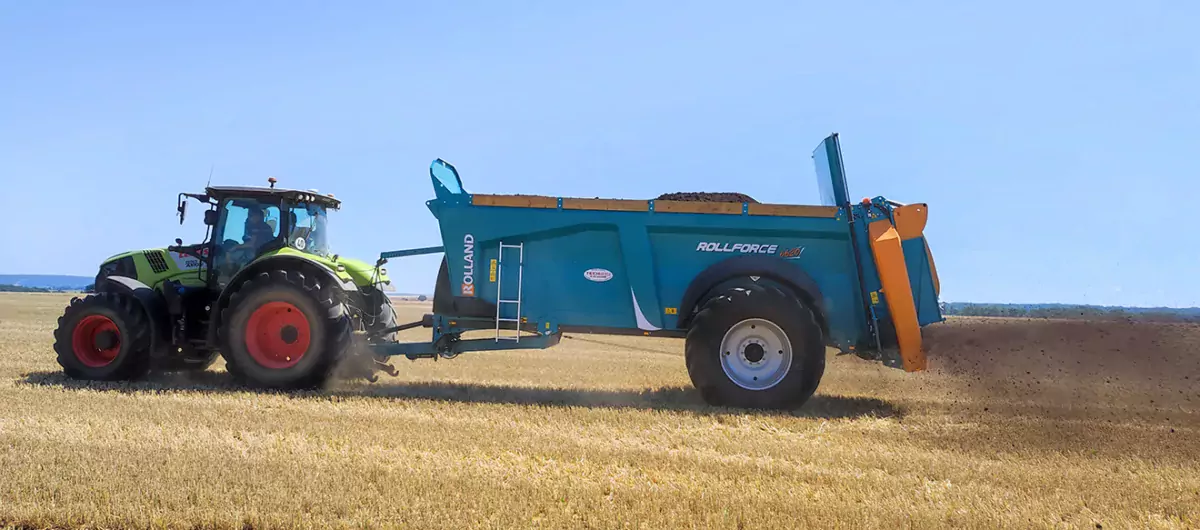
[359,286,398,341]
[685,284,826,409]
[53,292,152,381]
[219,270,350,389]
[432,257,452,314]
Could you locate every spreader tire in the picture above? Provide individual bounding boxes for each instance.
[219,270,349,389]
[53,292,153,381]
[685,284,825,409]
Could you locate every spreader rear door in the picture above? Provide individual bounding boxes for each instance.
[812,133,851,208]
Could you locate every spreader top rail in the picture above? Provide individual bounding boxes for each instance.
[468,194,839,218]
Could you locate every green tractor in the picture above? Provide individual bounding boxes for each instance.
[54,178,397,389]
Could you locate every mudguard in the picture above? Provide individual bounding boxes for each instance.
[98,275,171,356]
[678,254,828,334]
[207,254,358,344]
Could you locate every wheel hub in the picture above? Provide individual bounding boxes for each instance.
[742,342,766,363]
[71,314,121,368]
[93,330,119,351]
[719,318,793,391]
[280,325,299,345]
[245,301,311,369]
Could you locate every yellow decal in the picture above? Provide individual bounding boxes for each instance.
[489,259,497,282]
[664,307,678,315]
[870,291,880,305]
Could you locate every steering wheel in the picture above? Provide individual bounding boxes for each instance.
[218,239,258,272]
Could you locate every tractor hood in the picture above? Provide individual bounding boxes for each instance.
[95,247,210,290]
[101,249,144,264]
[101,247,197,269]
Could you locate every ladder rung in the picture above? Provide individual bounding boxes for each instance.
[496,241,524,343]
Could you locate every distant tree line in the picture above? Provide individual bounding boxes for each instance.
[0,283,91,293]
[0,284,53,293]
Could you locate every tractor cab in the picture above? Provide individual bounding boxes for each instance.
[173,180,341,287]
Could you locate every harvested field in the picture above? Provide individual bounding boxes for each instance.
[0,293,1197,529]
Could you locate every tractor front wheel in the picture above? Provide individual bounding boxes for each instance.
[685,284,826,409]
[53,292,153,381]
[219,270,349,389]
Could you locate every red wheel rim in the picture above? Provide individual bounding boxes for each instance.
[245,301,311,369]
[72,315,121,368]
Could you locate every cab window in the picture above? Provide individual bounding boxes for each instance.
[214,198,281,284]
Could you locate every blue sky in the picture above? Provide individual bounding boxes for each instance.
[1,1,1196,307]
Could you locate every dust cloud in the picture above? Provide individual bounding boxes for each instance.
[922,316,1198,412]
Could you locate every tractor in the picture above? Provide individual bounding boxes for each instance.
[54,179,397,389]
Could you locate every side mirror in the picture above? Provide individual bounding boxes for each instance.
[177,199,187,225]
[203,209,217,226]
[175,238,183,246]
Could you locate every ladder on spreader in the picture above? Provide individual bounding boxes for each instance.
[494,241,524,342]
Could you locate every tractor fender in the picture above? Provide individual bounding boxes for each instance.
[207,254,358,344]
[678,254,829,335]
[97,275,171,356]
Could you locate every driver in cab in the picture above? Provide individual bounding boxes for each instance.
[216,205,279,282]
[243,207,275,249]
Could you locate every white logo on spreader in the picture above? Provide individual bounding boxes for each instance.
[462,234,475,296]
[584,268,613,282]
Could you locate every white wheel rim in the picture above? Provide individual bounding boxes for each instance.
[719,318,792,390]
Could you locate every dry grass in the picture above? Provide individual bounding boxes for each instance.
[0,292,1197,529]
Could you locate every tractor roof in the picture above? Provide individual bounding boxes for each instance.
[202,185,342,209]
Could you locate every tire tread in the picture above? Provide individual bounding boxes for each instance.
[53,292,152,380]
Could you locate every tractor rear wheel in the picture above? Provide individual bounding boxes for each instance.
[53,292,153,381]
[219,270,349,389]
[684,284,825,409]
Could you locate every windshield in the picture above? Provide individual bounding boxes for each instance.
[287,203,331,257]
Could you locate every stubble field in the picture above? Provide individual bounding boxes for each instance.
[0,292,1197,529]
